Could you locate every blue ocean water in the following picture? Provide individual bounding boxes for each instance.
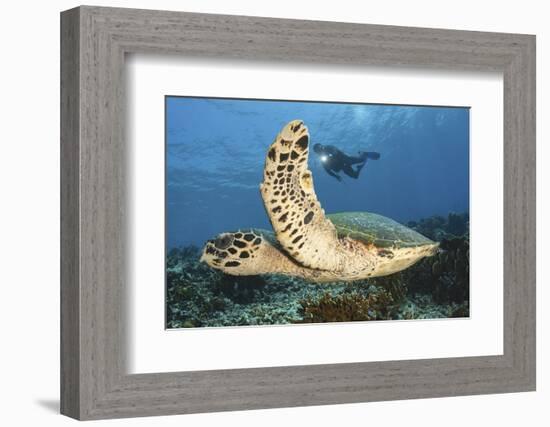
[166,97,469,249]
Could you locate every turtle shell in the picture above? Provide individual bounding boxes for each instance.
[327,212,435,249]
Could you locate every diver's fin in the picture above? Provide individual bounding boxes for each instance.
[363,151,380,160]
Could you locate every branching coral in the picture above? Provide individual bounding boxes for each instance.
[297,290,398,323]
[371,272,408,303]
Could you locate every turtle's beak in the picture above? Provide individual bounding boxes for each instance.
[430,242,441,257]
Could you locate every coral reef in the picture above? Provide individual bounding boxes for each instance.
[408,211,469,241]
[404,216,470,306]
[166,211,470,327]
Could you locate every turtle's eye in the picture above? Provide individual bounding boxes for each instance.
[214,234,233,250]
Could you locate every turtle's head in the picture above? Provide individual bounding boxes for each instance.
[200,230,268,276]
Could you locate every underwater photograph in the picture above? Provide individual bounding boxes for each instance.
[165,96,470,328]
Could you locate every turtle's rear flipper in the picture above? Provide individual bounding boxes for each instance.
[260,120,344,271]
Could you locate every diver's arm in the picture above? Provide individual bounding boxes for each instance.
[323,164,342,181]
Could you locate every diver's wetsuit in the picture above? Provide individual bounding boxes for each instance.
[313,144,380,181]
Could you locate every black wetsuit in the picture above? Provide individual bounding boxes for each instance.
[315,144,380,181]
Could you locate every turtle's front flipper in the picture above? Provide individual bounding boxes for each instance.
[200,230,276,276]
[260,120,345,271]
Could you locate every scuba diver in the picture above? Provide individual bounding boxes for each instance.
[313,143,380,181]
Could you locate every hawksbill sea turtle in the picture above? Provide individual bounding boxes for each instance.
[200,120,439,283]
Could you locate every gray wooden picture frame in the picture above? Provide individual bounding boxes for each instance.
[60,5,536,421]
